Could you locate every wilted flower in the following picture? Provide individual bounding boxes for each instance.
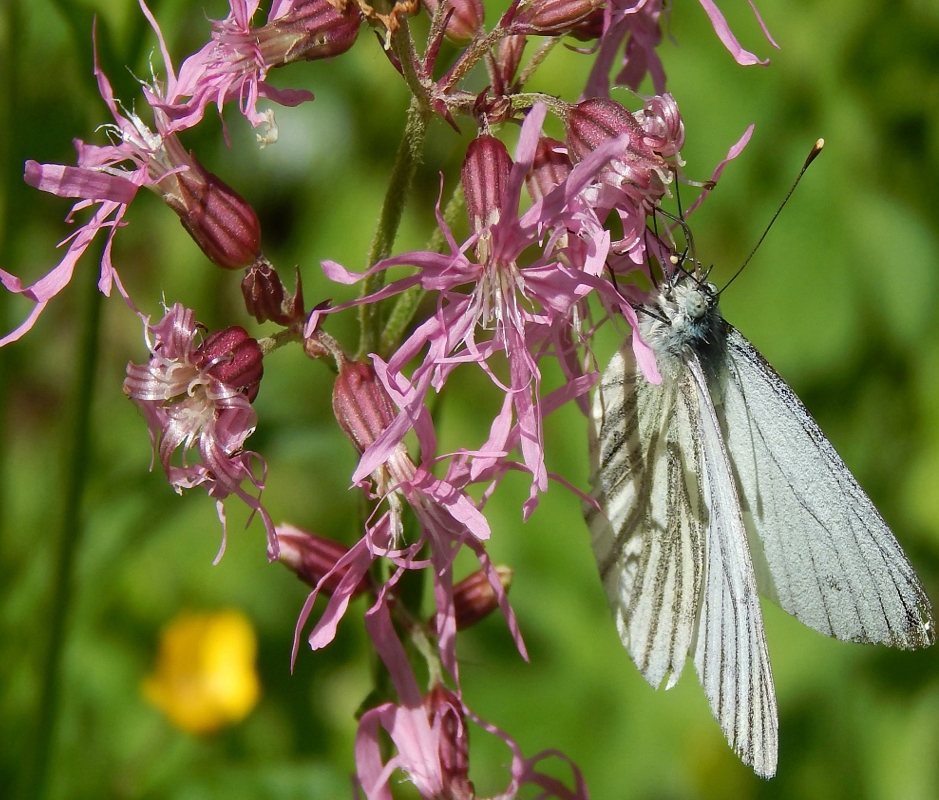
[123,304,276,558]
[510,0,604,37]
[422,0,485,43]
[241,260,305,324]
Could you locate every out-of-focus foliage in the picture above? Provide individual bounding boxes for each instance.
[1,0,938,798]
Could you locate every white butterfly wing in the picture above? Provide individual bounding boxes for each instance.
[589,345,779,777]
[688,357,778,778]
[717,326,935,649]
[587,345,705,691]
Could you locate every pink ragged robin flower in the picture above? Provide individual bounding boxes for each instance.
[293,358,523,680]
[159,0,361,143]
[582,0,777,99]
[564,93,684,263]
[320,104,651,514]
[123,303,277,560]
[355,597,588,800]
[5,12,264,346]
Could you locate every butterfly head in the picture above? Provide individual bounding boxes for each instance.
[641,273,725,368]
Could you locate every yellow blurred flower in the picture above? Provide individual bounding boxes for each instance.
[142,609,260,734]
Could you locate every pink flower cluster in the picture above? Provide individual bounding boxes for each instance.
[8,0,773,795]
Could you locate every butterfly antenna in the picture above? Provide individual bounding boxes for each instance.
[720,138,825,294]
[654,206,698,280]
[605,259,669,324]
[673,179,704,278]
[648,214,662,289]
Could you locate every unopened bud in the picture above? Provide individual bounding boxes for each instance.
[526,137,572,202]
[242,261,304,325]
[263,0,363,64]
[277,523,371,596]
[452,566,513,630]
[569,5,604,41]
[512,0,603,36]
[462,135,512,237]
[197,326,264,402]
[159,156,262,270]
[495,34,526,90]
[423,685,474,800]
[564,97,645,163]
[332,361,397,455]
[423,0,485,43]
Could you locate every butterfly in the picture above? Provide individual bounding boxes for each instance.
[585,260,935,777]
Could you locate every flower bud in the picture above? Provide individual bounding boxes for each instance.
[263,0,364,64]
[332,360,398,455]
[277,523,372,596]
[569,5,604,41]
[512,0,603,36]
[452,566,513,630]
[495,34,526,91]
[242,261,304,325]
[526,137,572,202]
[422,0,485,43]
[564,97,645,163]
[159,155,262,270]
[423,685,474,800]
[462,135,512,236]
[197,327,264,402]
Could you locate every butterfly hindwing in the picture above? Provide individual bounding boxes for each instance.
[688,356,778,778]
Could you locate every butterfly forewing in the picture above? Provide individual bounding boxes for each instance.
[718,325,935,648]
[587,345,705,691]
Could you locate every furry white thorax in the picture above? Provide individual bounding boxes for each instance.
[638,275,726,376]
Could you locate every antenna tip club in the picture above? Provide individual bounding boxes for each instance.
[804,139,824,169]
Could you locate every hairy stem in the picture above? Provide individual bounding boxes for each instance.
[358,96,431,359]
[378,184,467,357]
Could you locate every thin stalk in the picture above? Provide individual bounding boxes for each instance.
[357,97,431,359]
[19,248,103,800]
[510,91,569,117]
[389,18,427,103]
[516,37,560,87]
[440,25,510,93]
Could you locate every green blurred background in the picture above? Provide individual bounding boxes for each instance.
[2,0,939,797]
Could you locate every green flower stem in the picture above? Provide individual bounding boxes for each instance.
[517,37,561,88]
[378,184,466,357]
[21,248,103,800]
[357,96,431,359]
[441,26,510,93]
[510,91,569,117]
[389,18,426,104]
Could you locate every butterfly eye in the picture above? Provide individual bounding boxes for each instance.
[684,290,708,320]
